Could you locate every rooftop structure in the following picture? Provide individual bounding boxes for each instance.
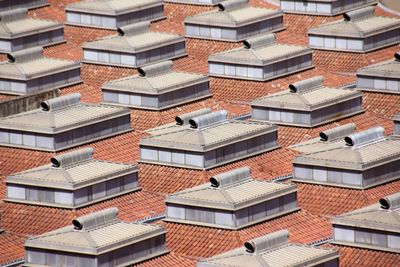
[208,34,313,81]
[65,0,164,30]
[165,167,299,229]
[308,6,400,52]
[140,110,279,169]
[6,147,140,208]
[0,0,49,11]
[356,52,400,94]
[0,47,81,95]
[290,123,357,153]
[184,0,284,42]
[165,0,223,5]
[24,208,169,266]
[293,127,400,189]
[251,76,363,127]
[0,8,64,52]
[0,93,132,151]
[102,60,211,110]
[332,192,400,253]
[83,22,186,68]
[198,230,340,267]
[281,0,377,16]
[394,113,400,135]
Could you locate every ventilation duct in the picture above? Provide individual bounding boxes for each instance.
[51,147,94,167]
[379,192,400,210]
[7,46,44,63]
[343,6,374,21]
[344,126,385,147]
[217,0,247,11]
[72,207,118,230]
[289,76,324,93]
[394,52,400,62]
[243,34,275,49]
[175,108,212,125]
[138,61,173,77]
[0,8,27,23]
[189,110,228,129]
[319,123,356,141]
[210,167,251,187]
[244,230,289,253]
[41,93,81,111]
[117,21,149,36]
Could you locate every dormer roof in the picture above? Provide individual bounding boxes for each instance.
[357,52,400,79]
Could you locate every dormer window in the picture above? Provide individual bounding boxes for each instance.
[290,123,357,153]
[83,22,186,68]
[6,148,139,208]
[332,192,400,253]
[281,0,376,16]
[139,110,279,169]
[0,8,64,52]
[356,52,400,94]
[0,47,81,95]
[65,0,164,30]
[308,7,400,53]
[102,60,211,110]
[24,208,169,266]
[184,0,284,42]
[198,230,340,266]
[0,93,132,151]
[251,76,363,127]
[208,33,313,81]
[394,114,400,136]
[293,127,400,189]
[165,167,299,229]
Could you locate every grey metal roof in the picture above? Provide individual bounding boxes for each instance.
[83,22,184,54]
[251,76,362,111]
[293,127,400,171]
[308,6,400,38]
[165,0,223,5]
[197,230,339,267]
[140,110,278,152]
[0,8,63,39]
[184,0,283,28]
[102,60,209,94]
[357,52,400,79]
[25,208,168,255]
[208,33,312,66]
[332,192,400,234]
[0,93,131,134]
[166,167,297,210]
[6,148,138,190]
[0,47,80,80]
[66,0,163,16]
[290,123,357,154]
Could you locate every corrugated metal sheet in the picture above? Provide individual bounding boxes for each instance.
[66,0,162,15]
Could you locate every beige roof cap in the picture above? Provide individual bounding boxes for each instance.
[243,33,275,49]
[344,126,384,147]
[0,8,27,22]
[343,6,374,21]
[175,108,212,125]
[189,110,228,129]
[73,207,118,230]
[289,76,324,93]
[210,167,251,187]
[7,46,43,63]
[320,123,356,141]
[244,230,288,253]
[380,192,400,210]
[138,60,173,77]
[51,147,94,167]
[41,93,81,111]
[117,21,149,36]
[217,0,247,11]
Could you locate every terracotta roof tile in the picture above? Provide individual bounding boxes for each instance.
[134,253,196,267]
[363,92,400,119]
[0,231,25,266]
[162,210,331,259]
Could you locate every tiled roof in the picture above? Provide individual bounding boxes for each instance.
[0,231,25,266]
[162,210,331,259]
[134,253,196,267]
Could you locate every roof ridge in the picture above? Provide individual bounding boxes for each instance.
[81,231,98,248]
[219,188,236,204]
